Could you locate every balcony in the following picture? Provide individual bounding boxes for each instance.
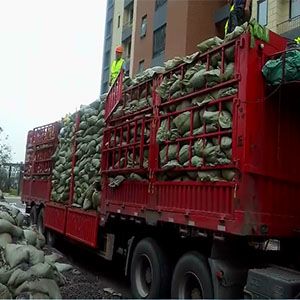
[122,22,133,41]
[277,15,300,38]
[124,0,133,8]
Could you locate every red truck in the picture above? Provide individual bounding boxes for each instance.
[21,30,300,299]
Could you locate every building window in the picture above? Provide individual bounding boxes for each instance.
[124,3,134,27]
[140,15,147,38]
[153,25,166,58]
[155,0,167,10]
[138,60,145,73]
[123,38,131,59]
[290,0,300,18]
[257,0,268,26]
[118,15,121,28]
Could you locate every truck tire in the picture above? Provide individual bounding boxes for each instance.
[130,237,171,299]
[171,251,213,299]
[37,207,45,235]
[30,205,37,226]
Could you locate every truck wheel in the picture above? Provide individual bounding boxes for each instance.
[171,251,213,299]
[130,238,171,299]
[30,205,37,226]
[37,208,45,235]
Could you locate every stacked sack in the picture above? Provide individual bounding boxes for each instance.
[112,66,165,119]
[72,98,105,211]
[0,202,66,299]
[156,23,249,106]
[157,104,234,182]
[154,29,242,182]
[51,114,76,203]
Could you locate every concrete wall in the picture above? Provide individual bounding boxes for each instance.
[132,0,156,75]
[252,0,290,33]
[185,0,224,55]
[110,0,124,66]
[165,0,189,60]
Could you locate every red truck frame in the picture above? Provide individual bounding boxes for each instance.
[21,31,300,299]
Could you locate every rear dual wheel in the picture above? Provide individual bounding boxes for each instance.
[171,251,213,299]
[130,238,171,299]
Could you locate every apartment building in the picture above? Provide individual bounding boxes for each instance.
[253,0,300,39]
[100,0,300,94]
[101,0,226,93]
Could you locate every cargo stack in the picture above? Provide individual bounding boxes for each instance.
[51,115,76,203]
[72,98,105,210]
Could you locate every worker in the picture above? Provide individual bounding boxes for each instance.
[225,0,252,35]
[295,37,300,45]
[109,45,126,86]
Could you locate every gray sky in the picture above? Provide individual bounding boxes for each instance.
[0,0,106,162]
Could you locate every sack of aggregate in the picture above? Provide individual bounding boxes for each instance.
[0,202,69,299]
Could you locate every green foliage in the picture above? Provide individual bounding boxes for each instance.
[0,126,11,166]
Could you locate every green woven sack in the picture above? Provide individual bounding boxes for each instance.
[197,36,223,53]
[179,145,192,164]
[222,169,236,181]
[221,136,232,150]
[160,144,178,164]
[219,110,232,129]
[188,69,206,89]
[222,63,235,81]
[173,111,201,135]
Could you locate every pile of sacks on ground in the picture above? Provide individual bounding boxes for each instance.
[51,114,76,203]
[0,201,69,299]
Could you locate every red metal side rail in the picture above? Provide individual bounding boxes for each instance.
[65,112,99,248]
[66,208,99,247]
[21,131,34,202]
[101,32,298,238]
[32,122,60,146]
[44,202,67,234]
[235,32,300,237]
[101,76,155,214]
[104,70,124,121]
[45,115,79,234]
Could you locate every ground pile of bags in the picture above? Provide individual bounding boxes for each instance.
[72,99,105,210]
[0,202,67,299]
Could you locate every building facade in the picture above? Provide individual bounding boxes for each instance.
[252,0,300,40]
[101,0,225,94]
[100,0,300,94]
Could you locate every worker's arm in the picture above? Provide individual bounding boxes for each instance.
[122,60,129,76]
[244,0,252,19]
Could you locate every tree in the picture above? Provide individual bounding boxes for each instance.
[0,126,11,166]
[0,127,11,194]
